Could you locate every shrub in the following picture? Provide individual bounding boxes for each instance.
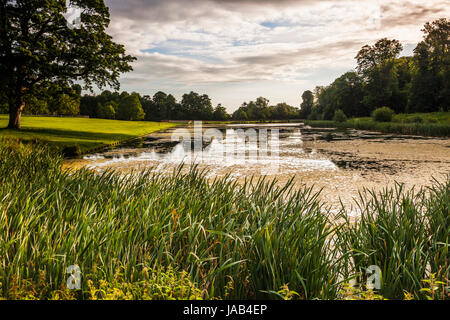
[62,145,81,157]
[333,109,348,123]
[307,109,322,121]
[372,107,394,122]
[411,116,424,123]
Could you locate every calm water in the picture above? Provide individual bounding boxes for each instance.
[79,123,340,177]
[65,123,450,215]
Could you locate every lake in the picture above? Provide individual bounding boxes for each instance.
[65,123,450,215]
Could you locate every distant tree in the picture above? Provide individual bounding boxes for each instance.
[331,72,365,117]
[233,109,248,121]
[270,103,299,120]
[23,84,81,116]
[140,95,155,121]
[165,94,178,119]
[307,107,322,120]
[393,57,414,113]
[355,38,403,113]
[142,92,179,120]
[410,18,449,112]
[300,90,314,119]
[24,95,49,115]
[97,103,116,119]
[213,104,230,121]
[117,95,144,121]
[181,92,213,120]
[153,91,172,120]
[49,94,80,116]
[314,85,342,120]
[0,0,135,129]
[80,95,99,118]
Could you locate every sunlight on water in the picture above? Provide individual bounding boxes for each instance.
[82,125,337,177]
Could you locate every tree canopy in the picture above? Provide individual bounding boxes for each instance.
[0,0,135,128]
[299,18,449,120]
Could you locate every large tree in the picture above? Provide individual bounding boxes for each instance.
[0,0,135,129]
[299,90,314,119]
[117,94,144,121]
[355,38,403,113]
[410,18,449,112]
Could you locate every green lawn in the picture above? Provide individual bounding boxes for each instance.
[0,115,178,153]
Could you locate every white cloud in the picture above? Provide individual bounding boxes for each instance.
[103,0,449,109]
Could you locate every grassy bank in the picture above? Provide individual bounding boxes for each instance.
[304,112,450,137]
[0,141,448,300]
[0,115,177,154]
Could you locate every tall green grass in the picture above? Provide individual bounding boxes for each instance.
[0,140,448,300]
[0,140,348,299]
[341,183,449,299]
[304,118,450,137]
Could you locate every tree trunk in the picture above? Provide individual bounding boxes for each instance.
[8,96,25,129]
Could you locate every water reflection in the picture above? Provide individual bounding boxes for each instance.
[82,124,338,177]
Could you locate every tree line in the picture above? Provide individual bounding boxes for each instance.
[79,91,301,122]
[1,86,302,122]
[300,18,449,121]
[1,0,447,126]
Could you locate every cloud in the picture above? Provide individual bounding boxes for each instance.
[381,1,447,28]
[103,0,449,108]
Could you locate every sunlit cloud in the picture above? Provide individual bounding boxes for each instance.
[104,0,449,110]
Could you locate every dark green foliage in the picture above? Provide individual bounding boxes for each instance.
[232,98,299,121]
[372,107,394,122]
[0,0,135,128]
[333,109,347,123]
[181,91,214,120]
[299,91,314,119]
[309,18,449,120]
[97,103,116,119]
[213,104,230,121]
[270,102,300,120]
[117,95,145,121]
[410,19,450,113]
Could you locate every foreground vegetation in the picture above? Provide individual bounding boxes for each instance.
[0,141,448,300]
[0,115,177,155]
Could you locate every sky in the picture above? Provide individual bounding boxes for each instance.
[104,0,449,112]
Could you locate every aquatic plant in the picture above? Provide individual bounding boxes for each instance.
[0,140,448,300]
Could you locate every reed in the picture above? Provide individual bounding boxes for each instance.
[304,119,450,137]
[0,140,448,300]
[341,182,449,299]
